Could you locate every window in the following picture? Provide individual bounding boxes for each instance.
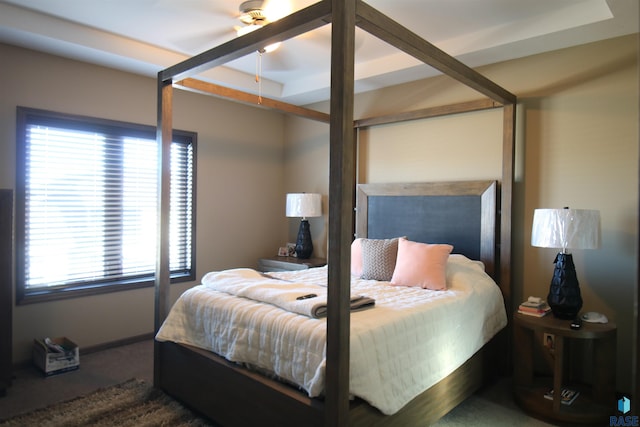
[15,107,196,303]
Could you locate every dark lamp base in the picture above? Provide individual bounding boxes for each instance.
[547,252,583,319]
[295,219,314,259]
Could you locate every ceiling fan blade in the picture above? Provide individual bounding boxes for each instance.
[154,0,241,54]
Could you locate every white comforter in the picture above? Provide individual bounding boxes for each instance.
[155,254,507,415]
[200,268,375,318]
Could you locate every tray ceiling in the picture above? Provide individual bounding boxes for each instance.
[0,0,636,105]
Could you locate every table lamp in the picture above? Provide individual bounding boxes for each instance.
[531,207,601,319]
[286,193,322,259]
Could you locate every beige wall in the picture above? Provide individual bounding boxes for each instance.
[0,43,288,363]
[283,117,330,256]
[284,34,638,393]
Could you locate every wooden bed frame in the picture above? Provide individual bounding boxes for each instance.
[154,1,516,426]
[157,179,505,426]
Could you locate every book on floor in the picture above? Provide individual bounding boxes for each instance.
[543,388,580,405]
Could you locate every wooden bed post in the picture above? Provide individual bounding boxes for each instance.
[497,102,516,375]
[154,75,173,387]
[326,0,356,425]
[501,103,516,311]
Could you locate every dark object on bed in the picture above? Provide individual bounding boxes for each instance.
[155,0,516,425]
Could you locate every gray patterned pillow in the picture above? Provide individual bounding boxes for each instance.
[360,237,401,281]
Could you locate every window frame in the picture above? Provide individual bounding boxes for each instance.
[15,107,197,304]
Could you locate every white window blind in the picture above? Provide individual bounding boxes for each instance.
[17,108,195,301]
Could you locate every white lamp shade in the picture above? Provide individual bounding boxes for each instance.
[531,208,601,250]
[286,193,322,218]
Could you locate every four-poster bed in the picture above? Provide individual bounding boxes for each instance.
[155,1,517,426]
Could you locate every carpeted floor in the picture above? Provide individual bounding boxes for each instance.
[0,339,557,426]
[0,339,155,420]
[434,394,555,427]
[0,379,213,427]
[0,377,557,427]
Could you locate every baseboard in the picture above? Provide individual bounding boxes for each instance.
[13,332,154,370]
[80,333,154,355]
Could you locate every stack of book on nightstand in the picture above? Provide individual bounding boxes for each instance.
[518,297,551,317]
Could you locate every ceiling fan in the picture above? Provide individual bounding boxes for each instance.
[235,0,292,52]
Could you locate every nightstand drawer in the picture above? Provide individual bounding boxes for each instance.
[257,256,326,272]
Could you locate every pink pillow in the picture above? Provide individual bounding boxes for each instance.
[390,240,453,290]
[351,238,363,276]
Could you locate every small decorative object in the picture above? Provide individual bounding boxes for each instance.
[543,333,555,351]
[531,208,601,319]
[286,243,296,257]
[286,193,322,259]
[278,247,288,257]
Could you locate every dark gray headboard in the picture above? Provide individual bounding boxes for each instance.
[356,181,498,278]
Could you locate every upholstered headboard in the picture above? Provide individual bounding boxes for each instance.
[355,181,498,278]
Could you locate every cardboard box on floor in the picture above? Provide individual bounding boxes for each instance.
[32,337,79,376]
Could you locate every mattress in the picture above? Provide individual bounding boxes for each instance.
[155,254,507,415]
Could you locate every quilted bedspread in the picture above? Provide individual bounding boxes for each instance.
[155,254,507,415]
[200,268,375,318]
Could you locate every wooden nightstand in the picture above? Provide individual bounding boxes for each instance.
[257,256,326,272]
[513,312,617,424]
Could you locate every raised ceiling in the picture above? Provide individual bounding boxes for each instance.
[0,0,637,105]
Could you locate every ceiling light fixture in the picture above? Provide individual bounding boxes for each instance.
[236,0,292,104]
[236,24,280,53]
[239,0,268,24]
[237,0,281,53]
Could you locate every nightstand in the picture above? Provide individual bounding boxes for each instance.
[257,256,326,272]
[513,312,617,424]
